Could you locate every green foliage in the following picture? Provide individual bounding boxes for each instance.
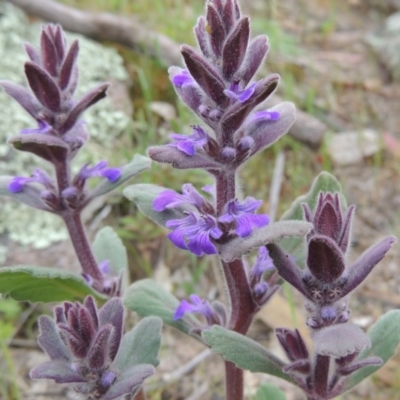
[92,226,129,291]
[114,316,163,369]
[202,325,291,382]
[219,220,312,262]
[0,298,22,400]
[0,266,107,303]
[93,226,128,274]
[254,383,287,400]
[345,310,400,392]
[123,279,199,336]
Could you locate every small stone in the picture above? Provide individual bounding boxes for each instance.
[327,129,380,166]
[150,101,176,121]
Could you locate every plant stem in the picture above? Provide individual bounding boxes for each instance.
[221,259,255,333]
[314,354,330,398]
[54,159,103,284]
[215,171,256,400]
[61,209,103,282]
[215,171,236,215]
[225,361,244,400]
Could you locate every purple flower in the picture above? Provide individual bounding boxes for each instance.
[171,69,195,87]
[250,246,275,281]
[248,109,281,123]
[77,161,121,183]
[20,120,52,134]
[166,212,222,256]
[169,125,208,156]
[174,294,215,321]
[219,197,269,238]
[8,168,55,193]
[224,81,259,102]
[153,183,205,211]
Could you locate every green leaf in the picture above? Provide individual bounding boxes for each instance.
[202,325,291,382]
[123,279,199,336]
[92,226,128,287]
[254,383,287,400]
[0,266,107,303]
[279,171,345,266]
[87,154,151,200]
[345,310,400,392]
[123,183,188,227]
[219,220,312,262]
[113,316,162,370]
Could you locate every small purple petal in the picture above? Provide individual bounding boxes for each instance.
[219,197,269,238]
[78,161,121,183]
[166,212,222,256]
[249,110,281,122]
[251,246,275,280]
[174,294,214,320]
[171,69,195,87]
[8,168,54,193]
[224,81,258,103]
[253,281,269,297]
[99,260,111,275]
[20,120,52,135]
[321,306,336,321]
[169,126,208,156]
[153,183,205,212]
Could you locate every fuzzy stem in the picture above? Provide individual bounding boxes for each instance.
[313,354,330,398]
[215,171,236,215]
[54,159,103,284]
[225,361,244,400]
[215,171,256,400]
[221,259,255,332]
[61,209,103,282]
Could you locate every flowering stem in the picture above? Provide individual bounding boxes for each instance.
[314,354,330,398]
[54,159,103,284]
[221,259,255,333]
[61,209,103,283]
[215,171,255,400]
[225,361,244,400]
[215,171,236,215]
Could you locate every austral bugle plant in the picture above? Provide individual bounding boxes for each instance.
[0,1,399,400]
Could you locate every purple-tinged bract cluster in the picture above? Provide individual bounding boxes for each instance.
[148,0,296,171]
[30,296,154,400]
[0,25,121,212]
[267,192,396,329]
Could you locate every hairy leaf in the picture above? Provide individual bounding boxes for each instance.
[92,226,128,286]
[202,325,291,382]
[114,316,162,369]
[123,279,199,336]
[0,266,106,303]
[219,220,312,262]
[255,383,287,400]
[345,310,400,392]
